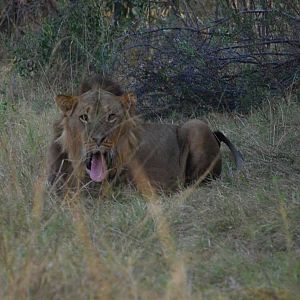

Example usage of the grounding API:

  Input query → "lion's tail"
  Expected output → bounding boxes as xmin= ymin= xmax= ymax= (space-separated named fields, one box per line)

xmin=213 ymin=130 xmax=244 ymax=170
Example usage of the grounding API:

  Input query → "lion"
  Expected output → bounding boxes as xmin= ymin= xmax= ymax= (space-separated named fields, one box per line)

xmin=47 ymin=75 xmax=244 ymax=196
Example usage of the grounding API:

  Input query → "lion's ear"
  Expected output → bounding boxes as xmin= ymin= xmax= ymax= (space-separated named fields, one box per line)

xmin=120 ymin=92 xmax=137 ymax=115
xmin=55 ymin=95 xmax=78 ymax=114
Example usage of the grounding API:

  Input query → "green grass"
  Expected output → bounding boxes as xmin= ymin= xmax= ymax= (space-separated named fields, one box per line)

xmin=0 ymin=70 xmax=299 ymax=299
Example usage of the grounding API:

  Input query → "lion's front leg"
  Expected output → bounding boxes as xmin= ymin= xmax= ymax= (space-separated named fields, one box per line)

xmin=46 ymin=140 xmax=73 ymax=192
xmin=128 ymin=159 xmax=157 ymax=199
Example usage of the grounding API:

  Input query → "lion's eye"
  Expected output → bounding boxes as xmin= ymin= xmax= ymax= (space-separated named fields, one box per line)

xmin=108 ymin=113 xmax=117 ymax=123
xmin=79 ymin=114 xmax=89 ymax=123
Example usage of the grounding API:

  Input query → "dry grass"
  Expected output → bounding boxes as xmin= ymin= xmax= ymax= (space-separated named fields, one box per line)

xmin=0 ymin=70 xmax=299 ymax=300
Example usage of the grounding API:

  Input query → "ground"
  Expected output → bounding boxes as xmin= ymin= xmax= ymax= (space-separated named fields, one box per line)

xmin=0 ymin=69 xmax=299 ymax=299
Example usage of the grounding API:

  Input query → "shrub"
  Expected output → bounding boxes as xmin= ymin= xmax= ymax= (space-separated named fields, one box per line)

xmin=3 ymin=0 xmax=300 ymax=114
xmin=113 ymin=2 xmax=300 ymax=115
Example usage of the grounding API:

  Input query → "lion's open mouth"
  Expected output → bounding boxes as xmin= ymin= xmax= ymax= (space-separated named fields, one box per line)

xmin=85 ymin=152 xmax=108 ymax=182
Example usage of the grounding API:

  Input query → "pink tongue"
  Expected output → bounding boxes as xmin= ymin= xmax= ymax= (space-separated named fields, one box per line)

xmin=90 ymin=154 xmax=107 ymax=182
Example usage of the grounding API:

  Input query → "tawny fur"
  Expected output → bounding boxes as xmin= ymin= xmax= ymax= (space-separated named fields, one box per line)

xmin=47 ymin=76 xmax=243 ymax=195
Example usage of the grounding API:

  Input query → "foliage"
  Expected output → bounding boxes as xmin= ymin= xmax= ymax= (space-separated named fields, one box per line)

xmin=113 ymin=1 xmax=300 ymax=114
xmin=5 ymin=1 xmax=113 ymax=80
xmin=1 ymin=0 xmax=300 ymax=112
xmin=1 ymin=0 xmax=169 ymax=81
xmin=0 ymin=73 xmax=299 ymax=298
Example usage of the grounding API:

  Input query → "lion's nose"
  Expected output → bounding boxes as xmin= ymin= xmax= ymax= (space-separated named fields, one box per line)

xmin=92 ymin=135 xmax=106 ymax=146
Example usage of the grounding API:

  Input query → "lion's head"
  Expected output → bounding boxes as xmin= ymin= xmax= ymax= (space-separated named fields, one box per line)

xmin=55 ymin=88 xmax=137 ymax=183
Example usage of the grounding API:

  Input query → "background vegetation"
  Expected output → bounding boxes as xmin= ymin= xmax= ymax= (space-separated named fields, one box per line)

xmin=0 ymin=1 xmax=299 ymax=299
xmin=1 ymin=0 xmax=300 ymax=113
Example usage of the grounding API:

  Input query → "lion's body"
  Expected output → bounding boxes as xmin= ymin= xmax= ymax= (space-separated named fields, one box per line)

xmin=130 ymin=123 xmax=186 ymax=190
xmin=116 ymin=121 xmax=221 ymax=192
xmin=47 ymin=76 xmax=242 ymax=196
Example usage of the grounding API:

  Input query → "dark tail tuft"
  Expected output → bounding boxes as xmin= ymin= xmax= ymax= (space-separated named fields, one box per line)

xmin=213 ymin=130 xmax=244 ymax=170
